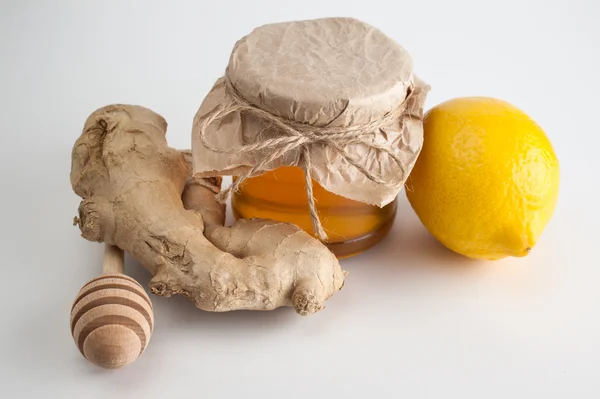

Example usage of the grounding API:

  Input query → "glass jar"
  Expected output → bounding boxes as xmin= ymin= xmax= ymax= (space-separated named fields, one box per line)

xmin=192 ymin=18 xmax=429 ymax=260
xmin=231 ymin=166 xmax=397 ymax=258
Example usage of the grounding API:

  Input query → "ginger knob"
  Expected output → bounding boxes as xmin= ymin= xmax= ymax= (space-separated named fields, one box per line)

xmin=70 ymin=245 xmax=154 ymax=369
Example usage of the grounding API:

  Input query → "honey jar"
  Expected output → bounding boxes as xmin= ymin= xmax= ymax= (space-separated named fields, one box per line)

xmin=192 ymin=17 xmax=429 ymax=258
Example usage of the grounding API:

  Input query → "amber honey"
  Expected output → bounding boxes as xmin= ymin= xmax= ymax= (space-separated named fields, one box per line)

xmin=231 ymin=166 xmax=397 ymax=258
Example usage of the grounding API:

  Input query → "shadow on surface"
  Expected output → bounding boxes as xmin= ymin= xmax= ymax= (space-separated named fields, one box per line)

xmin=343 ymin=195 xmax=486 ymax=269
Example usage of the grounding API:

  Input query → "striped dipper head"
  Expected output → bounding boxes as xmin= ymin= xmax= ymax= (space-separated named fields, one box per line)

xmin=70 ymin=273 xmax=154 ymax=369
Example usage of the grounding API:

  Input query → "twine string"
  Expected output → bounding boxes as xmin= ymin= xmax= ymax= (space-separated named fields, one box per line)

xmin=198 ymin=78 xmax=413 ymax=241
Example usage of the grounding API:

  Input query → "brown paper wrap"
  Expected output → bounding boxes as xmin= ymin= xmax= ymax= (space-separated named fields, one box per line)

xmin=192 ymin=17 xmax=429 ymax=237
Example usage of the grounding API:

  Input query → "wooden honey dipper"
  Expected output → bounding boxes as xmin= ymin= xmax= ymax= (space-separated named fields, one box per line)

xmin=70 ymin=245 xmax=154 ymax=369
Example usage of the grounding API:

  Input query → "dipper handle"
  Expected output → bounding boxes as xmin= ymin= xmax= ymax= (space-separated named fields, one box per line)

xmin=102 ymin=244 xmax=124 ymax=274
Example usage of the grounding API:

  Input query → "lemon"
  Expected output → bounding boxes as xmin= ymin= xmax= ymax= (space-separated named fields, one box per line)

xmin=406 ymin=97 xmax=560 ymax=260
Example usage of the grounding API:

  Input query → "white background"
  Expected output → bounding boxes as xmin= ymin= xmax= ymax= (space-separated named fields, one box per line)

xmin=1 ymin=0 xmax=599 ymax=398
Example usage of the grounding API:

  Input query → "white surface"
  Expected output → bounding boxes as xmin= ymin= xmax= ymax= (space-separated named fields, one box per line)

xmin=1 ymin=0 xmax=599 ymax=397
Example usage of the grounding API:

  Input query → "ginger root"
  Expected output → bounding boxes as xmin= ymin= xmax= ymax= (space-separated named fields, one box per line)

xmin=71 ymin=104 xmax=346 ymax=315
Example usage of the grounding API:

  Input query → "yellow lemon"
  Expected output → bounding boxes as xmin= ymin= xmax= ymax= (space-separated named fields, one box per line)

xmin=406 ymin=97 xmax=560 ymax=260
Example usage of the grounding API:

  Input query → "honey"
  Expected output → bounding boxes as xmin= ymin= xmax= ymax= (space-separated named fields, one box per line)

xmin=231 ymin=166 xmax=398 ymax=259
